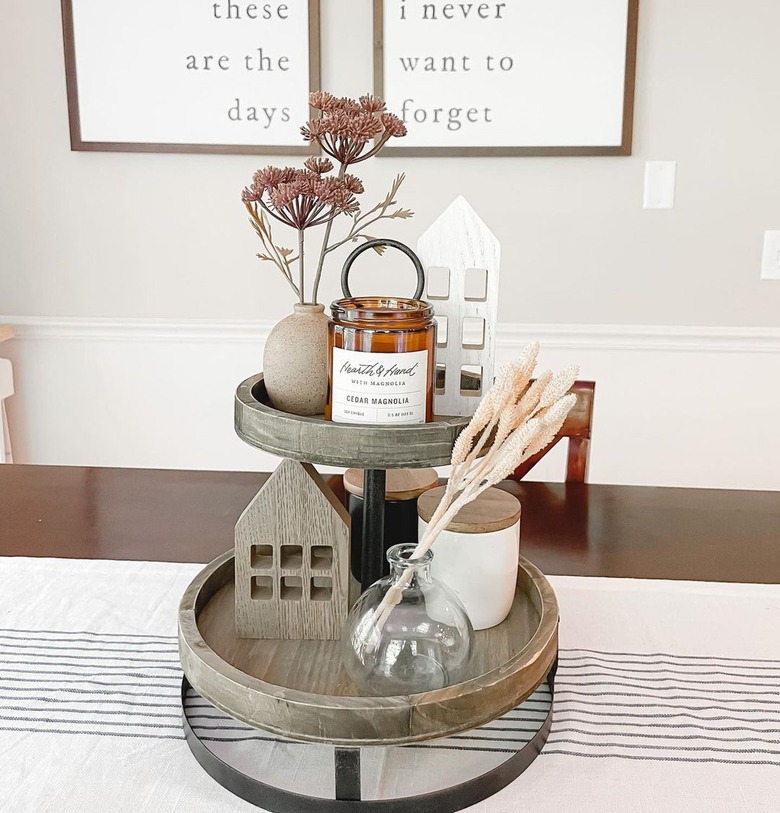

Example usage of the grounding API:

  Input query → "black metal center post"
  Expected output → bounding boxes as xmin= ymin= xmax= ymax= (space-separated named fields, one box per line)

xmin=360 ymin=469 xmax=386 ymax=592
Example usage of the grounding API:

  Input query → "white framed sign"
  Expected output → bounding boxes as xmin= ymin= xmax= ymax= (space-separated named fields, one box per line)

xmin=62 ymin=0 xmax=320 ymax=154
xmin=374 ymin=0 xmax=638 ymax=156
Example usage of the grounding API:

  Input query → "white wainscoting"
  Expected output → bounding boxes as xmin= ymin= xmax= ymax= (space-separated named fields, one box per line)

xmin=1 ymin=316 xmax=779 ymax=490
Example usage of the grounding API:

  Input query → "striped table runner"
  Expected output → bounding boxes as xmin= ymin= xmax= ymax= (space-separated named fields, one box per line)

xmin=0 ymin=558 xmax=777 ymax=811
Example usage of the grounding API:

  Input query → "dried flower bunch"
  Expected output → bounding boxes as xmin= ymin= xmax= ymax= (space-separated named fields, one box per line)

xmin=242 ymin=93 xmax=412 ymax=305
xmin=302 ymin=92 xmax=407 ymax=165
xmin=371 ymin=342 xmax=579 ymax=630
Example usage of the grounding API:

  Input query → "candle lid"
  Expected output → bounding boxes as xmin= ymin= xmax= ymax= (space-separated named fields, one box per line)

xmin=417 ymin=486 xmax=521 ymax=533
xmin=343 ymin=468 xmax=439 ymax=502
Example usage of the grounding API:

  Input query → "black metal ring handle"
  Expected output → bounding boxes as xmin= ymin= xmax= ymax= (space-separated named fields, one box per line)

xmin=341 ymin=239 xmax=425 ymax=300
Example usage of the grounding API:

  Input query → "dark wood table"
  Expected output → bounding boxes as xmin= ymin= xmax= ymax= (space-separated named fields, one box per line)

xmin=1 ymin=464 xmax=778 ymax=583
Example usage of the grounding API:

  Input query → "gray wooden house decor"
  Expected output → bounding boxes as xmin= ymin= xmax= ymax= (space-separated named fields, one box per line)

xmin=234 ymin=458 xmax=351 ymax=640
xmin=417 ymin=196 xmax=501 ymax=417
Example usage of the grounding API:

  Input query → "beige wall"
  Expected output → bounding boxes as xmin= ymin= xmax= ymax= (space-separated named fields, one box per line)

xmin=1 ymin=2 xmax=779 ymax=488
xmin=2 ymin=0 xmax=780 ymax=326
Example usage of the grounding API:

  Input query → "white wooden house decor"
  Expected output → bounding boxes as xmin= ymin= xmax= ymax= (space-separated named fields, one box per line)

xmin=234 ymin=458 xmax=350 ymax=640
xmin=417 ymin=197 xmax=501 ymax=417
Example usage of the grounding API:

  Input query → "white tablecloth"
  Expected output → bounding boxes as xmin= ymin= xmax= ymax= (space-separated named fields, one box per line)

xmin=0 ymin=557 xmax=778 ymax=812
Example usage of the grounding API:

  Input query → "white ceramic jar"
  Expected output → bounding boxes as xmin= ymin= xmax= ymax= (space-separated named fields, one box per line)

xmin=417 ymin=486 xmax=521 ymax=630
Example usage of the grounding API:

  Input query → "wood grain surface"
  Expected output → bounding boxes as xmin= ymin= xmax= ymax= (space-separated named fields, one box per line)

xmin=2 ymin=465 xmax=779 ymax=583
xmin=343 ymin=467 xmax=438 ymax=501
xmin=179 ymin=552 xmax=558 ymax=746
xmin=235 ymin=374 xmax=470 ymax=468
xmin=234 ymin=460 xmax=350 ymax=640
xmin=418 ymin=485 xmax=521 ymax=533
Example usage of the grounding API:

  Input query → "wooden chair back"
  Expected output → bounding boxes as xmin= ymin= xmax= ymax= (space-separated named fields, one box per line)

xmin=509 ymin=381 xmax=595 ymax=484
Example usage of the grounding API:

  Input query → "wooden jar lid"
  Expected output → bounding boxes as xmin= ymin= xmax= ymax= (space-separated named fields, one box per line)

xmin=343 ymin=468 xmax=439 ymax=501
xmin=417 ymin=486 xmax=521 ymax=534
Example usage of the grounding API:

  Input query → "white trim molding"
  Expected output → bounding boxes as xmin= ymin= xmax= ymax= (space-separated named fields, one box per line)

xmin=497 ymin=323 xmax=780 ymax=354
xmin=2 ymin=316 xmax=780 ymax=353
xmin=0 ymin=316 xmax=273 ymax=344
xmin=2 ymin=314 xmax=778 ymax=488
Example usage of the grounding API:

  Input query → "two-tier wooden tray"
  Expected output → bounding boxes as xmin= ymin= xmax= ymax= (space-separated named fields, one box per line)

xmin=178 ymin=372 xmax=560 ymax=811
xmin=179 ymin=551 xmax=558 ymax=747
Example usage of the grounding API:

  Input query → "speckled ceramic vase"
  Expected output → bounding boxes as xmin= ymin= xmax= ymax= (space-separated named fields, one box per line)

xmin=263 ymin=303 xmax=329 ymax=416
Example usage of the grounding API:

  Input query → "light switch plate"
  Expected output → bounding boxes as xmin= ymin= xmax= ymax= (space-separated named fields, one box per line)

xmin=761 ymin=231 xmax=780 ymax=280
xmin=643 ymin=161 xmax=676 ymax=209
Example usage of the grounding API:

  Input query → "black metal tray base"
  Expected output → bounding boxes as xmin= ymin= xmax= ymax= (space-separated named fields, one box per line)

xmin=181 ymin=661 xmax=556 ymax=812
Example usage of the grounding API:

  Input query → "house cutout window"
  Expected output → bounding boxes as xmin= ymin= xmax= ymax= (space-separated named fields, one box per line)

xmin=427 ymin=266 xmax=450 ymax=300
xmin=311 ymin=576 xmax=332 ymax=601
xmin=251 ymin=544 xmax=273 ymax=569
xmin=462 ymin=317 xmax=485 ymax=349
xmin=460 ymin=365 xmax=483 ymax=396
xmin=436 ymin=315 xmax=449 ymax=347
xmin=280 ymin=545 xmax=302 ymax=569
xmin=464 ymin=268 xmax=488 ymax=301
xmin=311 ymin=546 xmax=332 ymax=570
xmin=435 ymin=363 xmax=446 ymax=394
xmin=251 ymin=575 xmax=273 ymax=600
xmin=280 ymin=576 xmax=302 ymax=600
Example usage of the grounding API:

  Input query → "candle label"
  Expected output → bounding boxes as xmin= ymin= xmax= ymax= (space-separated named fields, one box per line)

xmin=331 ymin=348 xmax=428 ymax=424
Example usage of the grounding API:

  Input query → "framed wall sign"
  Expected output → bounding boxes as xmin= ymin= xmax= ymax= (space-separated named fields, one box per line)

xmin=61 ymin=0 xmax=320 ymax=154
xmin=374 ymin=0 xmax=639 ymax=156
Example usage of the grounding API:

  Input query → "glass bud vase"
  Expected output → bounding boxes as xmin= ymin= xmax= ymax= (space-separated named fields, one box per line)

xmin=342 ymin=544 xmax=474 ymax=696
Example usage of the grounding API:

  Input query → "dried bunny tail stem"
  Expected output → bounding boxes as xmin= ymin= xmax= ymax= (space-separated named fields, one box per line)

xmin=450 ymin=380 xmax=500 ymax=466
xmin=465 ymin=414 xmax=542 ymax=489
xmin=456 ymin=347 xmax=537 ymax=467
xmin=365 ymin=346 xmax=577 ymax=640
xmin=484 ymin=394 xmax=577 ymax=487
xmin=495 ymin=343 xmax=539 ymax=407
xmin=538 ymin=365 xmax=580 ymax=409
xmin=373 ymin=394 xmax=577 ymax=627
xmin=375 ymin=394 xmax=577 ymax=625
xmin=450 ymin=418 xmax=481 ymax=467
xmin=514 ymin=371 xmax=552 ymax=422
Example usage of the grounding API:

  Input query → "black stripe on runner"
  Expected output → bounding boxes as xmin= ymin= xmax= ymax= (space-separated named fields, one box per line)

xmin=554 ymin=716 xmax=780 ymax=733
xmin=198 ymin=734 xmax=309 ymax=746
xmin=557 ymin=673 xmax=780 ymax=688
xmin=467 ymin=726 xmax=547 ymax=734
xmin=0 ymin=693 xmax=180 ymax=709
xmin=0 ymin=662 xmax=181 ymax=673
xmin=543 ymin=750 xmax=780 ymax=767
xmin=0 ymin=651 xmax=180 ymax=665
xmin=549 ymin=727 xmax=780 ymax=746
xmin=559 ymin=649 xmax=780 ymax=665
xmin=196 ymin=733 xmax=519 ymax=754
xmin=554 ymin=689 xmax=780 ymax=702
xmin=0 ymin=703 xmax=180 ymax=719
xmin=546 ymin=738 xmax=780 ymax=756
xmin=191 ymin=723 xmax=270 ymax=732
xmin=0 ymin=684 xmax=176 ymax=698
xmin=561 ymin=661 xmax=780 ymax=677
xmin=0 ymin=724 xmax=183 ymax=740
xmin=0 ymin=639 xmax=178 ymax=652
xmin=0 ymin=713 xmax=182 ymax=731
xmin=0 ymin=670 xmax=180 ymax=682
xmin=552 ymin=698 xmax=780 ymax=713
xmin=0 ymin=628 xmax=176 ymax=641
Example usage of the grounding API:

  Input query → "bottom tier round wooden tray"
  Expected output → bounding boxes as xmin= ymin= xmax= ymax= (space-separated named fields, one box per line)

xmin=178 ymin=551 xmax=558 ymax=747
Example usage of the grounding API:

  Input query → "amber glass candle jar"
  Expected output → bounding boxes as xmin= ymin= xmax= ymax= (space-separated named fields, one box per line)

xmin=326 ymin=297 xmax=436 ymax=424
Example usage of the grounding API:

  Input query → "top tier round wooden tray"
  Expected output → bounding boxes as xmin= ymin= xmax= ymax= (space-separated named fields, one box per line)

xmin=178 ymin=550 xmax=558 ymax=747
xmin=235 ymin=373 xmax=470 ymax=469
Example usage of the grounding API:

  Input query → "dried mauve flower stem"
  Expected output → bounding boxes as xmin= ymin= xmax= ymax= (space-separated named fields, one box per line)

xmin=243 ymin=92 xmax=411 ymax=305
xmin=369 ymin=342 xmax=579 ymax=633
